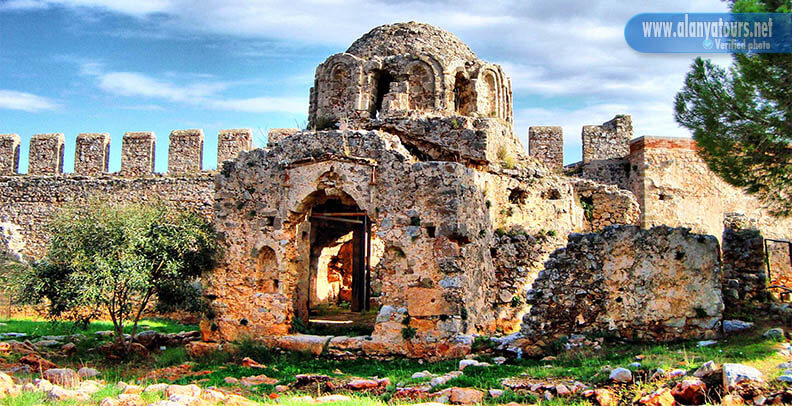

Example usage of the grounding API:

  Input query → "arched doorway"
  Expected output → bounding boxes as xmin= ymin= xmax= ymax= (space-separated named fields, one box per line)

xmin=294 ymin=189 xmax=380 ymax=335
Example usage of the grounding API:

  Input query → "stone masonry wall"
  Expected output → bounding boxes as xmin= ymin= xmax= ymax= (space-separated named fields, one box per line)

xmin=629 ymin=136 xmax=792 ymax=242
xmin=522 ymin=226 xmax=723 ymax=346
xmin=528 ymin=126 xmax=563 ymax=172
xmin=721 ymin=214 xmax=768 ymax=307
xmin=0 ymin=129 xmax=252 ymax=259
xmin=0 ymin=134 xmax=20 ymax=176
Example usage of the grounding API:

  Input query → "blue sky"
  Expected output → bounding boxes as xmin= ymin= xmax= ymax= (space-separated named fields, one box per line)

xmin=0 ymin=0 xmax=731 ymax=172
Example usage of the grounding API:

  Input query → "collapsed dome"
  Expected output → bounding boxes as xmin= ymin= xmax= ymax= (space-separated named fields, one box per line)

xmin=308 ymin=21 xmax=513 ymax=128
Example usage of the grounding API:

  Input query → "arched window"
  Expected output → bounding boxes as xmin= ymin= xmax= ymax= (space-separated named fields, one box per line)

xmin=370 ymin=69 xmax=394 ymax=118
xmin=256 ymin=246 xmax=278 ymax=293
xmin=484 ymin=74 xmax=498 ymax=118
xmin=453 ymin=72 xmax=474 ymax=116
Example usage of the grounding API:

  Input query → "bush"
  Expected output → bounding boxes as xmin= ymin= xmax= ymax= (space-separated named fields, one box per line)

xmin=15 ymin=197 xmax=219 ymax=352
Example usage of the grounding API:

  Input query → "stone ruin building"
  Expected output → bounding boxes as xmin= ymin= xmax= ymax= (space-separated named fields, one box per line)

xmin=1 ymin=22 xmax=791 ymax=359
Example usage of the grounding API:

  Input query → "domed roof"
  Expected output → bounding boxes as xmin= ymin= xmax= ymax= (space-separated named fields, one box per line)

xmin=345 ymin=22 xmax=478 ymax=63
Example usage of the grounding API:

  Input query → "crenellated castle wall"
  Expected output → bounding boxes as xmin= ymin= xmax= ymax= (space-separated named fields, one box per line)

xmin=0 ymin=129 xmax=253 ymax=259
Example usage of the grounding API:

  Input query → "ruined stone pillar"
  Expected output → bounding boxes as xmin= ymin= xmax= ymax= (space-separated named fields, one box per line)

xmin=121 ymin=131 xmax=155 ymax=177
xmin=217 ymin=129 xmax=252 ymax=165
xmin=722 ymin=213 xmax=768 ymax=307
xmin=582 ymin=115 xmax=632 ymax=163
xmin=28 ymin=133 xmax=65 ymax=175
xmin=0 ymin=134 xmax=20 ymax=175
xmin=74 ymin=133 xmax=110 ymax=176
xmin=168 ymin=129 xmax=204 ymax=175
xmin=528 ymin=126 xmax=563 ymax=172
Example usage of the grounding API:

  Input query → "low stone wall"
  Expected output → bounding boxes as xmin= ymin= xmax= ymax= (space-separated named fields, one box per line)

xmin=521 ymin=226 xmax=723 ymax=346
xmin=722 ymin=214 xmax=769 ymax=306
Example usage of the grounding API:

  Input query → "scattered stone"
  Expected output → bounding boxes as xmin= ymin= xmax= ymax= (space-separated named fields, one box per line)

xmin=777 ymin=375 xmax=792 ymax=383
xmin=43 ymin=368 xmax=80 ymax=387
xmin=117 ymin=394 xmax=146 ymax=406
xmin=202 ymin=389 xmax=226 ymax=403
xmin=0 ymin=372 xmax=13 ymax=393
xmin=447 ymin=387 xmax=484 ymax=404
xmin=721 ymin=394 xmax=745 ymax=406
xmin=697 ymin=340 xmax=718 ymax=347
xmin=694 ymin=361 xmax=719 ymax=378
xmin=185 ymin=342 xmax=221 ymax=358
xmin=34 ymin=378 xmax=53 ymax=392
xmin=240 ymin=374 xmax=278 ymax=386
xmin=629 ymin=362 xmax=641 ymax=368
xmin=240 ymin=357 xmax=266 ymax=369
xmin=555 ymin=384 xmax=571 ymax=396
xmin=77 ymin=367 xmax=101 ymax=378
xmin=672 ymin=378 xmax=707 ymax=405
xmin=165 ymin=384 xmax=202 ymax=398
xmin=19 ymin=353 xmax=56 ymax=372
xmin=223 ymin=377 xmax=239 ymax=385
xmin=487 ymin=389 xmax=503 ymax=398
xmin=34 ymin=339 xmax=61 ymax=348
xmin=724 ymin=363 xmax=764 ymax=391
xmin=168 ymin=394 xmax=205 ymax=406
xmin=430 ymin=371 xmax=462 ymax=387
xmin=274 ymin=385 xmax=289 ymax=393
xmin=638 ymin=387 xmax=675 ymax=406
xmin=122 ymin=384 xmax=143 ymax=394
xmin=315 ymin=394 xmax=353 ymax=403
xmin=609 ymin=367 xmax=632 ymax=383
xmin=345 ymin=377 xmax=390 ymax=390
xmin=224 ymin=394 xmax=257 ymax=406
xmin=61 ymin=342 xmax=77 ymax=356
xmin=144 ymin=383 xmax=169 ymax=393
xmin=764 ymin=328 xmax=785 ymax=339
xmin=100 ymin=397 xmax=119 ymax=406
xmin=411 ymin=371 xmax=433 ymax=379
xmin=584 ymin=389 xmax=616 ymax=406
xmin=47 ymin=386 xmax=90 ymax=402
xmin=493 ymin=356 xmax=506 ymax=365
xmin=668 ymin=368 xmax=687 ymax=378
xmin=724 ymin=320 xmax=754 ymax=334
xmin=458 ymin=359 xmax=490 ymax=370
xmin=78 ymin=380 xmax=103 ymax=394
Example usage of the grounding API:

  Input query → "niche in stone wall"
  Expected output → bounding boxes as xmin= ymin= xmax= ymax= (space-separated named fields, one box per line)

xmin=58 ymin=143 xmax=65 ymax=173
xmin=484 ymin=73 xmax=498 ymax=118
xmin=453 ymin=72 xmax=475 ymax=116
xmin=408 ymin=63 xmax=434 ymax=111
xmin=329 ymin=66 xmax=350 ymax=111
xmin=256 ymin=246 xmax=279 ymax=293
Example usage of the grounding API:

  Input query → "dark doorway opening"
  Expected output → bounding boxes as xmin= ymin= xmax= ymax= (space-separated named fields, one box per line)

xmin=305 ymin=196 xmax=376 ymax=335
xmin=372 ymin=70 xmax=394 ymax=119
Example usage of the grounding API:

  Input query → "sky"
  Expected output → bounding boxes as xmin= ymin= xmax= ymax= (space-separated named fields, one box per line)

xmin=0 ymin=0 xmax=733 ymax=172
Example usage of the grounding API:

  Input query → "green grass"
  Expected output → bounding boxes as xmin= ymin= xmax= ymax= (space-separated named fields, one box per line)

xmin=0 ymin=317 xmax=788 ymax=405
xmin=0 ymin=317 xmax=196 ymax=338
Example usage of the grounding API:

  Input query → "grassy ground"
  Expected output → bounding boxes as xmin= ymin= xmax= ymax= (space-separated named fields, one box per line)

xmin=0 ymin=317 xmax=789 ymax=405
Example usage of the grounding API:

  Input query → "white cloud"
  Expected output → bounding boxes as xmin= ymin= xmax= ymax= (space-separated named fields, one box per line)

xmin=0 ymin=90 xmax=59 ymax=112
xmin=211 ymin=97 xmax=306 ymax=115
xmin=6 ymin=0 xmax=741 ymax=159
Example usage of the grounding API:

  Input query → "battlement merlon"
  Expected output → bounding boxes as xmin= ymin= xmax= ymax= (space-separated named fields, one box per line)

xmin=218 ymin=129 xmax=253 ymax=164
xmin=168 ymin=129 xmax=204 ymax=175
xmin=0 ymin=134 xmax=21 ymax=175
xmin=75 ymin=133 xmax=110 ymax=176
xmin=528 ymin=126 xmax=563 ymax=172
xmin=582 ymin=115 xmax=633 ymax=164
xmin=29 ymin=133 xmax=65 ymax=175
xmin=121 ymin=131 xmax=156 ymax=177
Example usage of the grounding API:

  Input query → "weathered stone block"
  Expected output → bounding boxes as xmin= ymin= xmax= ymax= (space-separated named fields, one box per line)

xmin=168 ymin=129 xmax=203 ymax=175
xmin=74 ymin=133 xmax=110 ymax=176
xmin=0 ymin=134 xmax=20 ymax=175
xmin=28 ymin=133 xmax=65 ymax=175
xmin=121 ymin=132 xmax=155 ymax=177
xmin=217 ymin=129 xmax=252 ymax=165
xmin=582 ymin=115 xmax=632 ymax=163
xmin=407 ymin=287 xmax=454 ymax=316
xmin=528 ymin=126 xmax=563 ymax=172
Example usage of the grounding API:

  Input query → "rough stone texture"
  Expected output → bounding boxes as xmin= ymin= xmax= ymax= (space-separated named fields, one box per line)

xmin=267 ymin=129 xmax=300 ymax=146
xmin=767 ymin=240 xmax=792 ymax=294
xmin=0 ymin=134 xmax=20 ymax=175
xmin=28 ymin=133 xmax=65 ymax=175
xmin=522 ymin=226 xmax=723 ymax=344
xmin=572 ymin=179 xmax=640 ymax=232
xmin=582 ymin=115 xmax=632 ymax=163
xmin=0 ymin=175 xmax=214 ymax=258
xmin=168 ymin=129 xmax=204 ymax=175
xmin=722 ymin=214 xmax=768 ymax=306
xmin=627 ymin=136 xmax=792 ymax=241
xmin=309 ymin=21 xmax=513 ymax=131
xmin=217 ymin=129 xmax=252 ymax=164
xmin=529 ymin=126 xmax=563 ymax=172
xmin=121 ymin=132 xmax=156 ymax=177
xmin=75 ymin=133 xmax=110 ymax=176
